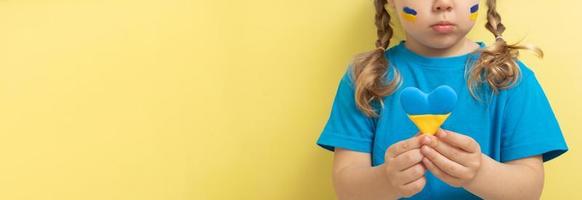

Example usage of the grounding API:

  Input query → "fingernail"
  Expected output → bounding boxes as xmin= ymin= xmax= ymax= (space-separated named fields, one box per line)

xmin=424 ymin=136 xmax=431 ymax=144
xmin=426 ymin=136 xmax=434 ymax=146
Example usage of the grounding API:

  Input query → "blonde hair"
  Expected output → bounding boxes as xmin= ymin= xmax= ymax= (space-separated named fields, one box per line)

xmin=351 ymin=0 xmax=543 ymax=118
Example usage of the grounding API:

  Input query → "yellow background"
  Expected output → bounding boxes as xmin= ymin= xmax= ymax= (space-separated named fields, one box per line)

xmin=0 ymin=0 xmax=580 ymax=199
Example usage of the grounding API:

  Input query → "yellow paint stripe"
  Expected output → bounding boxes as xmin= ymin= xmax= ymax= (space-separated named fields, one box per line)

xmin=470 ymin=13 xmax=478 ymax=21
xmin=402 ymin=13 xmax=416 ymax=22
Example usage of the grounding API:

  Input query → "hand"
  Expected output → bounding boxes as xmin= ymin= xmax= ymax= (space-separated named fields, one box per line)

xmin=382 ymin=133 xmax=427 ymax=198
xmin=420 ymin=129 xmax=482 ymax=188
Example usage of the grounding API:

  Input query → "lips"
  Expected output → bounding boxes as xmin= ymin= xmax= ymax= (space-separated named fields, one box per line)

xmin=431 ymin=21 xmax=456 ymax=33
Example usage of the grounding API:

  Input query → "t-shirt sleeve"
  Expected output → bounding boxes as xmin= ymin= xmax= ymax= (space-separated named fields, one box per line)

xmin=316 ymin=68 xmax=377 ymax=153
xmin=500 ymin=63 xmax=568 ymax=162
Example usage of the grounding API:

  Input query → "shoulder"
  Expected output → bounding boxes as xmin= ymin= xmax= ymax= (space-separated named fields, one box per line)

xmin=500 ymin=59 xmax=541 ymax=96
xmin=516 ymin=59 xmax=536 ymax=81
xmin=508 ymin=59 xmax=537 ymax=88
xmin=341 ymin=64 xmax=356 ymax=89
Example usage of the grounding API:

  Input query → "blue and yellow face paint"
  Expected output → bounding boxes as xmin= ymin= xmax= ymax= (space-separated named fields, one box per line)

xmin=470 ymin=4 xmax=479 ymax=21
xmin=401 ymin=6 xmax=417 ymax=22
xmin=399 ymin=85 xmax=458 ymax=135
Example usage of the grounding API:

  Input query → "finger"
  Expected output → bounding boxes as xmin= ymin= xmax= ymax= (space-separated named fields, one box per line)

xmin=420 ymin=134 xmax=439 ymax=147
xmin=436 ymin=129 xmax=479 ymax=153
xmin=399 ymin=176 xmax=426 ymax=198
xmin=422 ymin=157 xmax=462 ymax=187
xmin=427 ymin=136 xmax=471 ymax=167
xmin=421 ymin=145 xmax=469 ymax=179
xmin=393 ymin=149 xmax=424 ymax=171
xmin=396 ymin=164 xmax=425 ymax=185
xmin=386 ymin=135 xmax=424 ymax=159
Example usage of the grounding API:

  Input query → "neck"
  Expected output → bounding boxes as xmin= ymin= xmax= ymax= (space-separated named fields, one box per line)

xmin=404 ymin=37 xmax=479 ymax=57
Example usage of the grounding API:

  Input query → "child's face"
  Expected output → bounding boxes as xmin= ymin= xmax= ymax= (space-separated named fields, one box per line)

xmin=386 ymin=0 xmax=480 ymax=48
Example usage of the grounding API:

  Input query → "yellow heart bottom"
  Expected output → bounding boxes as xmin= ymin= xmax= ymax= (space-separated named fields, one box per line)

xmin=407 ymin=113 xmax=451 ymax=135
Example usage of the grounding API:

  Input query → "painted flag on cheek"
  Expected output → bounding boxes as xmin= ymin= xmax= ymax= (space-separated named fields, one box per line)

xmin=470 ymin=4 xmax=479 ymax=21
xmin=402 ymin=6 xmax=417 ymax=22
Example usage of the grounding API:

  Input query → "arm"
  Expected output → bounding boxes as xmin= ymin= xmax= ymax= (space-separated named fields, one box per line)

xmin=333 ymin=135 xmax=428 ymax=200
xmin=464 ymin=155 xmax=544 ymax=200
xmin=333 ymin=148 xmax=399 ymax=200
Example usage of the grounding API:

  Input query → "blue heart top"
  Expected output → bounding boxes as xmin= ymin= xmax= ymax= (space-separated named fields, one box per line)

xmin=399 ymin=85 xmax=458 ymax=115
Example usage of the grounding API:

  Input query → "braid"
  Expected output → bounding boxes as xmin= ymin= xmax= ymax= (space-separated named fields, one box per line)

xmin=352 ymin=0 xmax=401 ymax=118
xmin=484 ymin=0 xmax=506 ymax=40
xmin=374 ymin=0 xmax=392 ymax=49
xmin=467 ymin=0 xmax=542 ymax=99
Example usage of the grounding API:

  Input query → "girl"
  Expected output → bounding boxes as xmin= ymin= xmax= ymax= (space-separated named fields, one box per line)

xmin=316 ymin=0 xmax=568 ymax=199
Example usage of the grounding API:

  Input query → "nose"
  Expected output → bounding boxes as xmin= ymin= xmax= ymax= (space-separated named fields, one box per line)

xmin=433 ymin=0 xmax=453 ymax=12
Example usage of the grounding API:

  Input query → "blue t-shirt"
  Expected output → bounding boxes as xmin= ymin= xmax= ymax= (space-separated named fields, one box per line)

xmin=316 ymin=40 xmax=568 ymax=199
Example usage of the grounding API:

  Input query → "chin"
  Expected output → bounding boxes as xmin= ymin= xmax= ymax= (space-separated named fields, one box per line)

xmin=422 ymin=36 xmax=462 ymax=49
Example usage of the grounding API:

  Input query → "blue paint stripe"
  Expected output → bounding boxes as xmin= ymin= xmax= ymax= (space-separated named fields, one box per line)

xmin=403 ymin=7 xmax=417 ymax=15
xmin=470 ymin=4 xmax=479 ymax=13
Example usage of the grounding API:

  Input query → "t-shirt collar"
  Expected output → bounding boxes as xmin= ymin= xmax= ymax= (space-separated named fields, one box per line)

xmin=393 ymin=40 xmax=486 ymax=69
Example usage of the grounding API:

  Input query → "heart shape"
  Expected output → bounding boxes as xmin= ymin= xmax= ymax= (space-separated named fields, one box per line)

xmin=399 ymin=85 xmax=458 ymax=135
